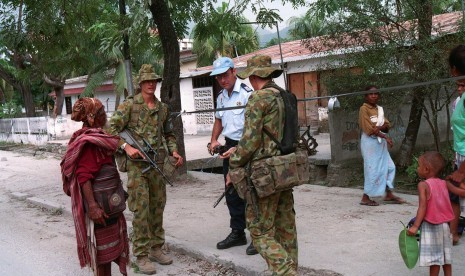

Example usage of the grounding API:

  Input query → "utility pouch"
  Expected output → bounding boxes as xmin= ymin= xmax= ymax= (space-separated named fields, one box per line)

xmin=265 ymin=152 xmax=299 ymax=190
xmin=114 ymin=149 xmax=128 ymax=173
xmin=250 ymin=159 xmax=275 ymax=198
xmin=250 ymin=152 xmax=302 ymax=198
xmin=295 ymin=148 xmax=310 ymax=184
xmin=88 ymin=164 xmax=127 ymax=219
xmin=156 ymin=148 xmax=177 ymax=180
xmin=229 ymin=167 xmax=248 ymax=200
xmin=163 ymin=156 xmax=178 ymax=179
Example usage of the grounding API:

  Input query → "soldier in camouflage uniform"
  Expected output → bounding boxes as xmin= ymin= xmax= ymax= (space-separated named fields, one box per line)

xmin=108 ymin=64 xmax=183 ymax=275
xmin=229 ymin=55 xmax=298 ymax=275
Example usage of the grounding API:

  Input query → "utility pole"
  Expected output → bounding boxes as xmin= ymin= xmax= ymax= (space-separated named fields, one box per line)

xmin=119 ymin=0 xmax=134 ymax=96
xmin=462 ymin=0 xmax=465 ymax=31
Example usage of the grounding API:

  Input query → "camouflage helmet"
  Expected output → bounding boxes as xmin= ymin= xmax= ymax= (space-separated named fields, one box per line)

xmin=138 ymin=64 xmax=162 ymax=84
xmin=237 ymin=55 xmax=283 ymax=80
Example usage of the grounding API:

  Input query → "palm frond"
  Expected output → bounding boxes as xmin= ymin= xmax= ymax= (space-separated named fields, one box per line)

xmin=81 ymin=71 xmax=107 ymax=97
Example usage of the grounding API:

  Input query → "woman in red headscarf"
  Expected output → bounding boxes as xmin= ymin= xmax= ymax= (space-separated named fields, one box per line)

xmin=61 ymin=98 xmax=129 ymax=276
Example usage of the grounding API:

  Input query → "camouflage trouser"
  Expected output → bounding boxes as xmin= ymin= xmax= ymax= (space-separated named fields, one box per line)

xmin=127 ymin=163 xmax=167 ymax=257
xmin=246 ymin=189 xmax=298 ymax=276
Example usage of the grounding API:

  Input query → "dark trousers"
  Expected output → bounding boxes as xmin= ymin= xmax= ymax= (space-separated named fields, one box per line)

xmin=223 ymin=137 xmax=246 ymax=231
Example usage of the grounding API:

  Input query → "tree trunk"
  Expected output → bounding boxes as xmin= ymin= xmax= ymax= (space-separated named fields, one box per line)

xmin=397 ymin=91 xmax=425 ymax=167
xmin=20 ymin=84 xmax=35 ymax=117
xmin=396 ymin=0 xmax=432 ymax=167
xmin=54 ymin=86 xmax=65 ymax=117
xmin=0 ymin=86 xmax=5 ymax=104
xmin=43 ymin=75 xmax=65 ymax=117
xmin=150 ymin=0 xmax=186 ymax=174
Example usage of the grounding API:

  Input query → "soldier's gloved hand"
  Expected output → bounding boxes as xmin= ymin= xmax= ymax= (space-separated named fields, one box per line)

xmin=172 ymin=151 xmax=184 ymax=167
xmin=220 ymin=147 xmax=236 ymax=159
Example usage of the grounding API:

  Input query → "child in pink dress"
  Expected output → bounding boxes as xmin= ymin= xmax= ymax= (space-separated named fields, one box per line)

xmin=407 ymin=151 xmax=454 ymax=276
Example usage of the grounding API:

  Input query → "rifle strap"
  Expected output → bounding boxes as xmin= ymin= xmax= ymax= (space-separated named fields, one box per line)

xmin=128 ymin=99 xmax=142 ymax=129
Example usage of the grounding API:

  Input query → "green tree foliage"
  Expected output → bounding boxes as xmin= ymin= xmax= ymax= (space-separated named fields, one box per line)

xmin=191 ymin=2 xmax=259 ymax=67
xmin=84 ymin=1 xmax=164 ymax=106
xmin=0 ymin=0 xmax=120 ymax=116
xmin=287 ymin=9 xmax=329 ymax=40
xmin=305 ymin=0 xmax=464 ymax=166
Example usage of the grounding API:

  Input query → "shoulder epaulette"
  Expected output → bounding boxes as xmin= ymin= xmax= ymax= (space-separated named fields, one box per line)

xmin=241 ymin=83 xmax=253 ymax=93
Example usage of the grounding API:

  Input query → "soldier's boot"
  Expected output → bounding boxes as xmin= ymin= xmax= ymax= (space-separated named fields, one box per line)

xmin=246 ymin=242 xmax=259 ymax=255
xmin=135 ymin=256 xmax=157 ymax=275
xmin=149 ymin=246 xmax=173 ymax=265
xmin=216 ymin=229 xmax=247 ymax=249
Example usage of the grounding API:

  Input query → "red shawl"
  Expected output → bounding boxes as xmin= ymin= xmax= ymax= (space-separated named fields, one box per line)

xmin=61 ymin=128 xmax=119 ymax=267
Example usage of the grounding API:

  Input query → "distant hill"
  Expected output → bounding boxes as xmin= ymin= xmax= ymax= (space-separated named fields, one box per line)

xmin=185 ymin=23 xmax=292 ymax=49
xmin=256 ymin=26 xmax=292 ymax=47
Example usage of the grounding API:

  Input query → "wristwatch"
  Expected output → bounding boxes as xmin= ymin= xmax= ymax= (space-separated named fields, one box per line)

xmin=121 ymin=143 xmax=127 ymax=150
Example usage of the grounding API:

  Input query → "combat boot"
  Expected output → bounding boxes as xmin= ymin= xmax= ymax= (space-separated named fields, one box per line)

xmin=217 ymin=229 xmax=247 ymax=249
xmin=246 ymin=242 xmax=259 ymax=255
xmin=135 ymin=256 xmax=157 ymax=275
xmin=149 ymin=246 xmax=173 ymax=265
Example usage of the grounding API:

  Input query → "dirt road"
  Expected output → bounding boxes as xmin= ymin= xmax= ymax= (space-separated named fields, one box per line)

xmin=2 ymin=147 xmax=465 ymax=276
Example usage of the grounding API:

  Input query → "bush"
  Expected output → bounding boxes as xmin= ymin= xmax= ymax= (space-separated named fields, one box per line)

xmin=0 ymin=101 xmax=22 ymax=119
xmin=405 ymin=147 xmax=455 ymax=184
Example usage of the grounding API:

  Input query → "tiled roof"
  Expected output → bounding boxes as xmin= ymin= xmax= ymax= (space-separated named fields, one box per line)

xmin=193 ymin=11 xmax=463 ymax=73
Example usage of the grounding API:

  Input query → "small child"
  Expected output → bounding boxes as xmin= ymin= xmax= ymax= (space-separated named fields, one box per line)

xmin=407 ymin=151 xmax=454 ymax=276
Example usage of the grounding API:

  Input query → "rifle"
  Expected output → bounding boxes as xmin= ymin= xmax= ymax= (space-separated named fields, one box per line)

xmin=246 ymin=164 xmax=260 ymax=223
xmin=206 ymin=142 xmax=228 ymax=156
xmin=119 ymin=129 xmax=173 ymax=186
xmin=213 ymin=185 xmax=234 ymax=208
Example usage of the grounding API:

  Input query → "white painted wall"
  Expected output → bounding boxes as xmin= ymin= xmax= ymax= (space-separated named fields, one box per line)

xmin=179 ymin=78 xmax=198 ymax=135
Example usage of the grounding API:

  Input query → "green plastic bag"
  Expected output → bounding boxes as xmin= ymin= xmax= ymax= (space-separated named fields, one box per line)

xmin=399 ymin=222 xmax=419 ymax=269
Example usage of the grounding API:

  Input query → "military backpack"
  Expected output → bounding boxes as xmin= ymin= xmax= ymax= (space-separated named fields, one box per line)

xmin=263 ymin=87 xmax=299 ymax=155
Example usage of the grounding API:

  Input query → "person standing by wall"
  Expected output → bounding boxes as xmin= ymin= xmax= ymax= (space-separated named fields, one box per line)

xmin=61 ymin=97 xmax=129 ymax=276
xmin=229 ymin=55 xmax=298 ymax=275
xmin=447 ymin=44 xmax=465 ymax=245
xmin=359 ymin=86 xmax=404 ymax=206
xmin=108 ymin=64 xmax=183 ymax=275
xmin=209 ymin=57 xmax=257 ymax=255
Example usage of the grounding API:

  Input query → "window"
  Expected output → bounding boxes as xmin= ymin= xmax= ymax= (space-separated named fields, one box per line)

xmin=65 ymin=97 xmax=72 ymax=114
xmin=192 ymin=75 xmax=213 ymax=88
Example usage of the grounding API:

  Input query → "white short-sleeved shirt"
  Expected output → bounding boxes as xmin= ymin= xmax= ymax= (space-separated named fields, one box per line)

xmin=215 ymin=79 xmax=252 ymax=141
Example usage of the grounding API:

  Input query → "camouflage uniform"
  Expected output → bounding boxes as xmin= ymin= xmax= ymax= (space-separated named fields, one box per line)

xmin=230 ymin=79 xmax=298 ymax=275
xmin=108 ymin=92 xmax=177 ymax=258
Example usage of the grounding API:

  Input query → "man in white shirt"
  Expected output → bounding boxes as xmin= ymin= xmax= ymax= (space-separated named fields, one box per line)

xmin=209 ymin=57 xmax=257 ymax=255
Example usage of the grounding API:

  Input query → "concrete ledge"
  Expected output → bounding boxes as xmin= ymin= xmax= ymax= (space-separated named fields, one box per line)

xmin=309 ymin=157 xmax=330 ymax=166
xmin=26 ymin=197 xmax=64 ymax=213
xmin=165 ymin=236 xmax=263 ymax=276
xmin=10 ymin=192 xmax=30 ymax=200
xmin=187 ymin=157 xmax=223 ymax=171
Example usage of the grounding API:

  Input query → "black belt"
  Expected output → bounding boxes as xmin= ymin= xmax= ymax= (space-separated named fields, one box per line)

xmin=225 ymin=137 xmax=239 ymax=147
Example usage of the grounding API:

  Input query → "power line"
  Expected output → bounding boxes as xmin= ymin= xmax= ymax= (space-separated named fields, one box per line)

xmin=174 ymin=75 xmax=463 ymax=116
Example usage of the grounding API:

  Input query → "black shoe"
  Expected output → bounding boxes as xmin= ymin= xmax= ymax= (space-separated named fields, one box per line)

xmin=246 ymin=242 xmax=258 ymax=255
xmin=216 ymin=230 xmax=247 ymax=249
